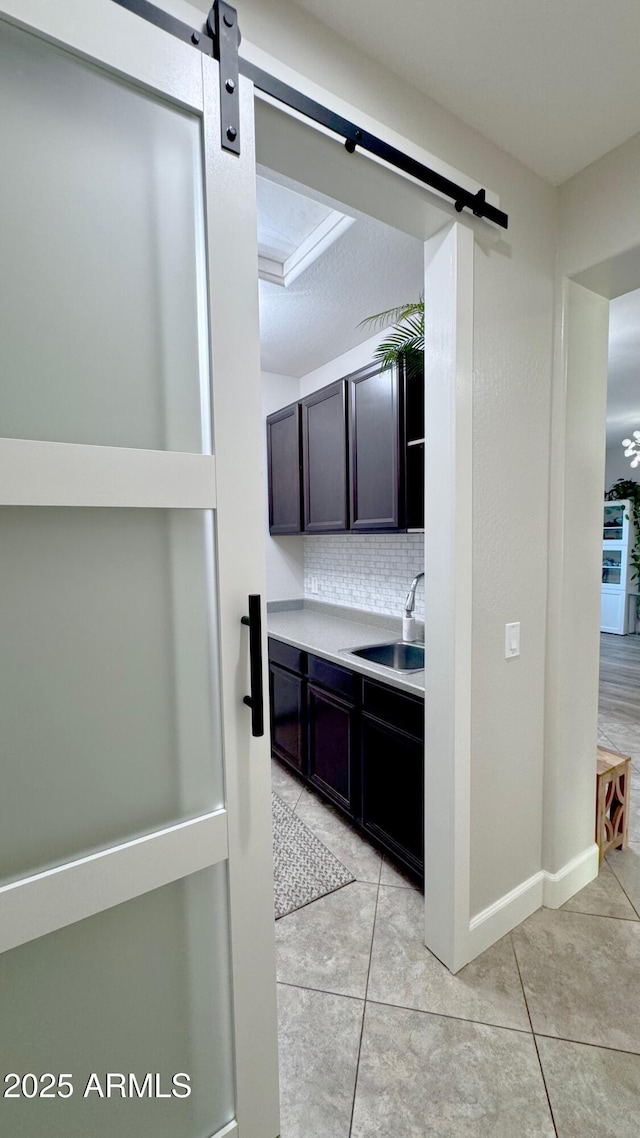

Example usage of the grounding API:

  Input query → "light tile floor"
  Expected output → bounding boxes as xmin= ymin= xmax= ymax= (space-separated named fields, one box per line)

xmin=274 ymin=635 xmax=640 ymax=1137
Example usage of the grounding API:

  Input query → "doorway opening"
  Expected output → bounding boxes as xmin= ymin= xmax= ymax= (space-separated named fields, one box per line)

xmin=257 ymin=167 xmax=427 ymax=886
xmin=252 ymin=86 xmax=478 ymax=1130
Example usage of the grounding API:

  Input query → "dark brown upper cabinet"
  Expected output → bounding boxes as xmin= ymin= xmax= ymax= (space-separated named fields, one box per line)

xmin=266 ymin=361 xmax=424 ymax=535
xmin=301 ymin=380 xmax=349 ymax=533
xmin=266 ymin=402 xmax=302 ymax=535
xmin=349 ymin=358 xmax=424 ymax=532
xmin=349 ymin=361 xmax=402 ymax=531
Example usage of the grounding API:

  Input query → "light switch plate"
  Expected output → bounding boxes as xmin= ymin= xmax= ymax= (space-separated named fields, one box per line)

xmin=505 ymin=622 xmax=520 ymax=658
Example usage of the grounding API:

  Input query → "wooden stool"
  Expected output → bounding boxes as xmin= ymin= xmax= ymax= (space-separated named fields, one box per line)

xmin=596 ymin=746 xmax=631 ymax=863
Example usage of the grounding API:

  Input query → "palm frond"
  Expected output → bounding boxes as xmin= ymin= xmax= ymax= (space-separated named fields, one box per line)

xmin=359 ymin=298 xmax=424 ymax=333
xmin=360 ymin=296 xmax=425 ymax=376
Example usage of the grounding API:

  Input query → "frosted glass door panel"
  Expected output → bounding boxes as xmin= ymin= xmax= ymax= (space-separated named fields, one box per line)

xmin=0 ymin=20 xmax=209 ymax=453
xmin=0 ymin=867 xmax=234 ymax=1138
xmin=0 ymin=508 xmax=223 ymax=885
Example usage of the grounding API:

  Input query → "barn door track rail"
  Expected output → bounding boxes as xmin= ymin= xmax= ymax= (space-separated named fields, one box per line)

xmin=112 ymin=0 xmax=509 ymax=229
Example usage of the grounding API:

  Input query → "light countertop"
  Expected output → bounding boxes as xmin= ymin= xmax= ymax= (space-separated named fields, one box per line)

xmin=267 ymin=605 xmax=425 ymax=697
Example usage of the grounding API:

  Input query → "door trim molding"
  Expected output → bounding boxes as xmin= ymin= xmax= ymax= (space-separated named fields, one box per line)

xmin=0 ymin=809 xmax=228 ymax=953
xmin=423 ymin=222 xmax=474 ymax=974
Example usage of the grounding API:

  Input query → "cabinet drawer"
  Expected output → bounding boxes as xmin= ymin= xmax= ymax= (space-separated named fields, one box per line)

xmin=268 ymin=637 xmax=305 ymax=675
xmin=362 ymin=679 xmax=423 ymax=740
xmin=308 ymin=654 xmax=358 ymax=702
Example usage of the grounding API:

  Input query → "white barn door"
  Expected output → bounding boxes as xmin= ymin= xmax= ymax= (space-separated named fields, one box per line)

xmin=0 ymin=3 xmax=279 ymax=1136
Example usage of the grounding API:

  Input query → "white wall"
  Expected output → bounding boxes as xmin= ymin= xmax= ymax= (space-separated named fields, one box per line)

xmin=261 ymin=371 xmax=305 ymax=602
xmin=299 ymin=329 xmax=391 ymax=398
xmin=560 ymin=133 xmax=640 ymax=286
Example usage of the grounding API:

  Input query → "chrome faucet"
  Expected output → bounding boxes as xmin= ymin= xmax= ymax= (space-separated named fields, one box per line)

xmin=404 ymin=572 xmax=424 ymax=617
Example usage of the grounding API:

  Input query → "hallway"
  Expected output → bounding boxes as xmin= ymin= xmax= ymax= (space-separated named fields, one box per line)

xmin=272 ymin=634 xmax=640 ymax=1136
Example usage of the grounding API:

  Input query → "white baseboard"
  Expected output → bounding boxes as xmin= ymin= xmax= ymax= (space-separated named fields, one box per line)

xmin=467 ymin=843 xmax=599 ymax=961
xmin=542 ymin=843 xmax=599 ymax=909
xmin=468 ymin=870 xmax=544 ymax=959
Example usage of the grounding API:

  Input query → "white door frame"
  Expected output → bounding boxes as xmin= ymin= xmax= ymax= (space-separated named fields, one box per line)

xmin=0 ymin=3 xmax=279 ymax=1135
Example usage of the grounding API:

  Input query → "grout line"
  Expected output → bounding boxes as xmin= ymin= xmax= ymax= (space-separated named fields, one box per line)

xmin=376 ymin=878 xmax=421 ymax=893
xmin=549 ymin=905 xmax=640 ymax=927
xmin=510 ymin=932 xmax=559 ymax=1137
xmin=603 ymin=859 xmax=640 ymax=921
xmin=533 ymin=1031 xmax=640 ymax=1058
xmin=277 ymin=979 xmax=365 ymax=1005
xmin=363 ymin=997 xmax=534 ymax=1037
xmin=348 ymin=861 xmax=380 ymax=1136
xmin=556 ymin=902 xmax=639 ymax=923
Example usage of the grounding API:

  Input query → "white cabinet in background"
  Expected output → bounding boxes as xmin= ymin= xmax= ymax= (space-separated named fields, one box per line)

xmin=601 ymin=500 xmax=637 ymax=634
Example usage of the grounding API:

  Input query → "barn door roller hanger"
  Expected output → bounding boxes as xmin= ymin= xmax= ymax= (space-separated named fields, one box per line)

xmin=112 ymin=0 xmax=509 ymax=229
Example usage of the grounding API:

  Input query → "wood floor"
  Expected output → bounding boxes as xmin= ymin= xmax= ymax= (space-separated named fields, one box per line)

xmin=599 ymin=633 xmax=640 ymax=727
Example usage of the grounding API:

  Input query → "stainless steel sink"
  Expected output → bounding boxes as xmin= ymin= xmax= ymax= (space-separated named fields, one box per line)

xmin=349 ymin=641 xmax=424 ymax=672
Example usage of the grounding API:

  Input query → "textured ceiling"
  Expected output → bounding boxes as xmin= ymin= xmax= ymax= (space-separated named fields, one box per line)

xmin=256 ymin=178 xmax=333 ymax=260
xmin=607 ymin=289 xmax=640 ymax=447
xmin=257 ymin=174 xmax=423 ymax=377
xmin=290 ymin=0 xmax=640 ymax=184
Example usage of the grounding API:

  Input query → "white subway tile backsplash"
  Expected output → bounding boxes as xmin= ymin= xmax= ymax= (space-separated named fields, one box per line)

xmin=303 ymin=534 xmax=425 ymax=618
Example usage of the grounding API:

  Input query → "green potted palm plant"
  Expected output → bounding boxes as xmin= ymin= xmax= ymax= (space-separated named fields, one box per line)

xmin=359 ymin=298 xmax=424 ymax=378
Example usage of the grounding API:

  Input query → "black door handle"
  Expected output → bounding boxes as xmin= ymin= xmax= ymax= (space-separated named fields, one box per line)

xmin=241 ymin=594 xmax=264 ymax=737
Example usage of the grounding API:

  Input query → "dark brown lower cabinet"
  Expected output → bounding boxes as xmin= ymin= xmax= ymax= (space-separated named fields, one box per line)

xmin=361 ymin=715 xmax=424 ymax=877
xmin=268 ymin=636 xmax=424 ymax=883
xmin=269 ymin=663 xmax=306 ymax=773
xmin=268 ymin=639 xmax=307 ymax=774
xmin=307 ymin=683 xmax=357 ymax=815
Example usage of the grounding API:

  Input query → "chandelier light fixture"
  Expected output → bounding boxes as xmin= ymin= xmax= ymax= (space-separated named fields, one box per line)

xmin=622 ymin=431 xmax=640 ymax=469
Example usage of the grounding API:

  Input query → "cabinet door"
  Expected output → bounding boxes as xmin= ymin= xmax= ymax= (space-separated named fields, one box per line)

xmin=308 ymin=683 xmax=357 ymax=814
xmin=269 ymin=663 xmax=306 ymax=773
xmin=600 ymin=589 xmax=626 ymax=635
xmin=349 ymin=363 xmax=402 ymax=530
xmin=302 ymin=381 xmax=348 ymax=532
xmin=267 ymin=403 xmax=302 ymax=534
xmin=361 ymin=714 xmax=424 ymax=877
xmin=603 ymin=503 xmax=626 ymax=542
